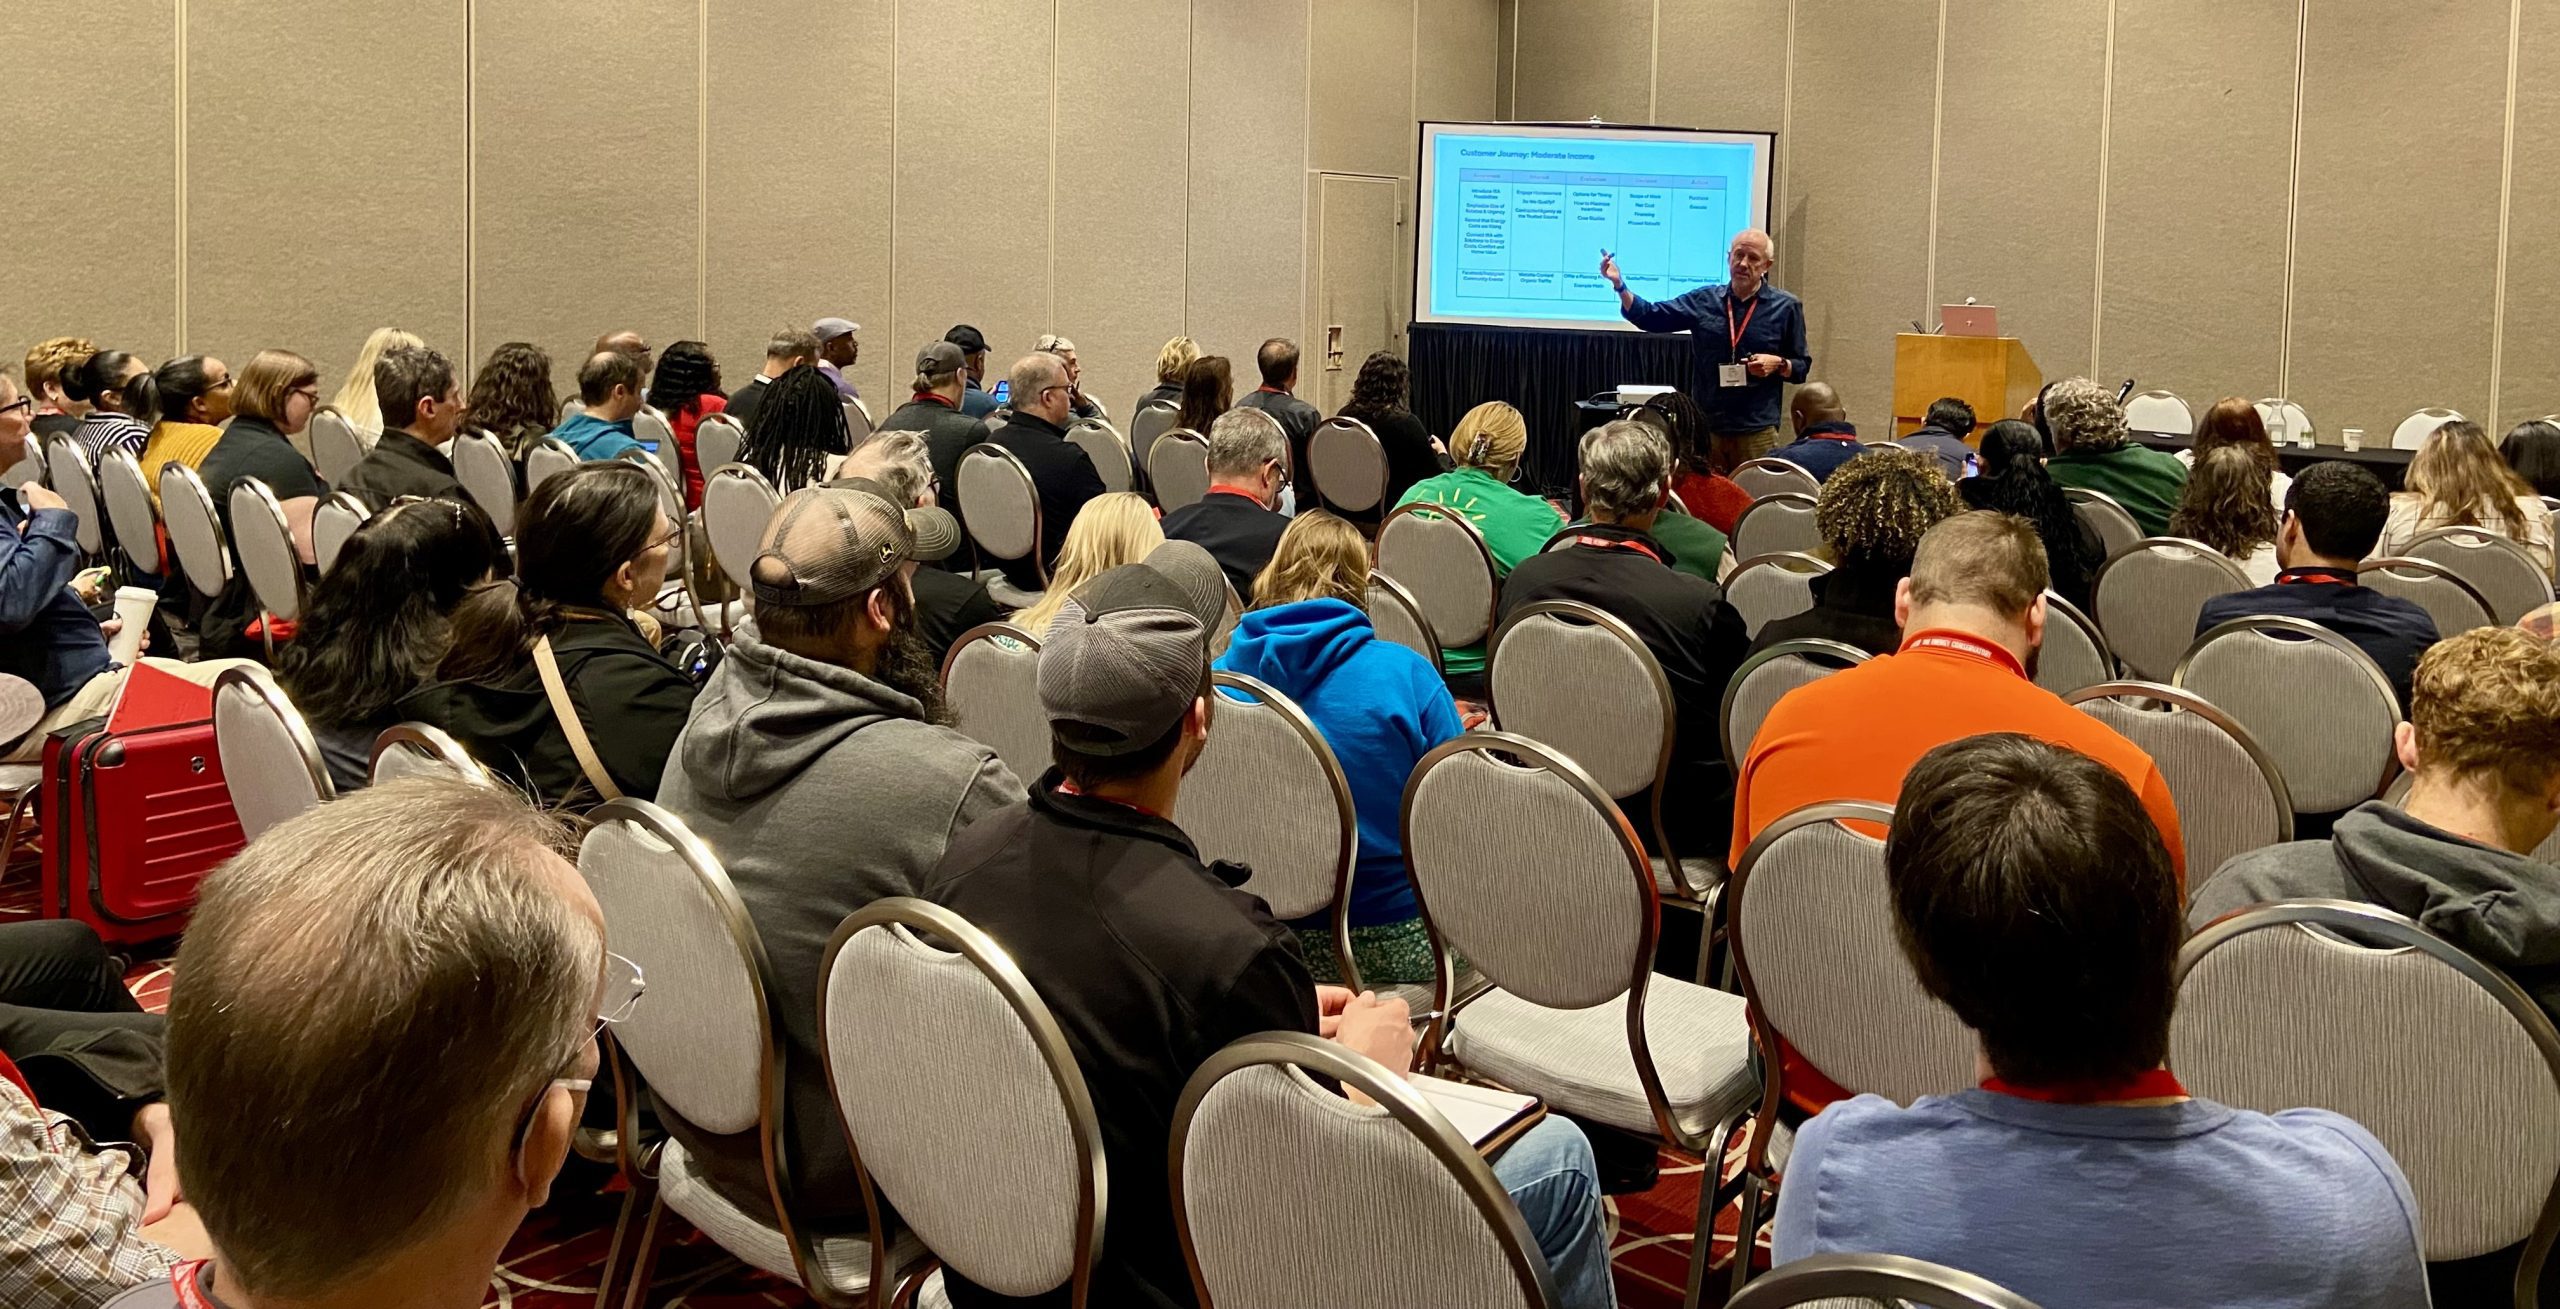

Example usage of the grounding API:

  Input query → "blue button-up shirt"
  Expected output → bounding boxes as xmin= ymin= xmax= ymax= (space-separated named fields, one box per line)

xmin=1622 ymin=281 xmax=1812 ymax=433
xmin=0 ymin=501 xmax=114 ymax=709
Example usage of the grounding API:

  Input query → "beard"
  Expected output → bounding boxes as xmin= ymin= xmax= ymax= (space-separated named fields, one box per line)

xmin=869 ymin=584 xmax=951 ymax=725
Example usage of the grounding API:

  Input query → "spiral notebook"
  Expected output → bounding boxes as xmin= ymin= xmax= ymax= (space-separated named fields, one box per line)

xmin=1412 ymin=1075 xmax=1545 ymax=1155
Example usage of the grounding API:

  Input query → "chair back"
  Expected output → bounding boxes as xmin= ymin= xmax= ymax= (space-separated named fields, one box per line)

xmin=1172 ymin=1033 xmax=1555 ymax=1309
xmin=2064 ymin=486 xmax=2143 ymax=560
xmin=1401 ymin=733 xmax=1652 ymax=1013
xmin=1729 ymin=491 xmax=1821 ymax=559
xmin=2090 ymin=537 xmax=2251 ymax=680
xmin=958 ymin=444 xmax=1045 ymax=579
xmin=2122 ymin=390 xmax=2194 ymax=434
xmin=940 ymin=623 xmax=1049 ymax=785
xmin=557 ymin=393 xmax=581 ymax=423
xmin=634 ymin=407 xmax=676 ymax=456
xmin=1728 ymin=1253 xmax=2044 ymax=1309
xmin=2032 ymin=591 xmax=2116 ymax=696
xmin=842 ymin=395 xmax=874 ymax=450
xmin=43 ymin=436 xmax=104 ymax=555
xmin=368 ymin=722 xmax=492 ymax=787
xmin=212 ymin=665 xmax=333 ymax=840
xmin=451 ymin=432 xmax=519 ymax=536
xmin=1722 ymin=552 xmax=1832 ymax=638
xmin=0 ymin=439 xmax=41 ymax=489
xmin=2175 ymin=616 xmax=2399 ymax=814
xmin=95 ymin=449 xmax=162 ymax=573
xmin=307 ymin=406 xmax=367 ymax=485
xmin=2404 ymin=526 xmax=2553 ymax=626
xmin=158 ymin=463 xmax=232 ymax=598
xmin=1731 ymin=458 xmax=1818 ymax=501
xmin=1147 ymin=428 xmax=1212 ymax=511
xmin=1365 ymin=575 xmax=1443 ymax=674
xmin=1488 ymin=601 xmax=1670 ymax=803
xmin=1067 ymin=419 xmax=1132 ymax=493
xmin=313 ymin=492 xmax=370 ymax=576
xmin=2252 ymin=397 xmax=2314 ymax=444
xmin=1730 ymin=802 xmax=1973 ymax=1107
xmin=523 ymin=437 xmax=579 ymax=498
xmin=2391 ymin=406 xmax=2463 ymax=451
xmin=1719 ymin=638 xmax=1869 ymax=769
xmin=1129 ymin=399 xmax=1180 ymax=470
xmin=702 ymin=464 xmax=782 ymax=592
xmin=1377 ymin=502 xmax=1499 ymax=649
xmin=620 ymin=446 xmax=682 ymax=522
xmin=227 ymin=478 xmax=306 ymax=622
xmin=821 ymin=899 xmax=1104 ymax=1305
xmin=2173 ymin=900 xmax=2560 ymax=1265
xmin=2066 ymin=683 xmax=2292 ymax=885
xmin=695 ymin=412 xmax=746 ymax=476
xmin=2357 ymin=557 xmax=2496 ymax=636
xmin=1308 ymin=416 xmax=1390 ymax=514
xmin=1173 ymin=675 xmax=1357 ymax=941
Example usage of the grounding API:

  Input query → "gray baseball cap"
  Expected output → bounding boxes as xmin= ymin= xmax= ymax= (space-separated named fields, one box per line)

xmin=1039 ymin=564 xmax=1220 ymax=756
xmin=813 ymin=316 xmax=859 ymax=342
xmin=915 ymin=340 xmax=966 ymax=376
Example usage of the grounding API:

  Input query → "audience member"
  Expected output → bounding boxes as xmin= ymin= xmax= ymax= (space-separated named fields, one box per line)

xmin=327 ymin=326 xmax=425 ymax=441
xmin=1161 ymin=407 xmax=1292 ymax=595
xmin=1235 ymin=337 xmax=1322 ymax=470
xmin=1502 ymin=419 xmax=1750 ymax=864
xmin=1902 ymin=396 xmax=1978 ymax=481
xmin=2166 ymin=443 xmax=2281 ymax=584
xmin=69 ymin=350 xmax=152 ymax=464
xmin=339 ymin=343 xmax=468 ymax=505
xmin=1175 ymin=354 xmax=1234 ymax=440
xmin=727 ymin=325 xmax=817 ymax=431
xmin=1753 ymin=448 xmax=1959 ymax=655
xmin=657 ymin=484 xmax=1022 ymax=1228
xmin=1032 ymin=333 xmax=1103 ymax=420
xmin=812 ymin=316 xmax=862 ymax=401
xmin=594 ymin=330 xmax=653 ymax=383
xmin=946 ymin=324 xmax=998 ymax=417
xmin=25 ymin=336 xmax=96 ymax=440
xmin=2196 ymin=461 xmax=2440 ymax=709
xmin=1139 ymin=335 xmax=1199 ymax=414
xmin=2379 ymin=419 xmax=2554 ymax=571
xmin=551 ymin=351 xmax=648 ymax=461
xmin=276 ymin=498 xmax=508 ymax=790
xmin=195 ymin=350 xmax=326 ymax=657
xmin=641 ymin=339 xmax=726 ymax=509
xmin=405 ymin=463 xmax=696 ymax=807
xmin=127 ymin=777 xmax=615 ymax=1309
xmin=1217 ymin=511 xmax=1460 ymax=986
xmin=1653 ymin=389 xmax=1753 ymax=535
xmin=735 ymin=364 xmax=851 ymax=494
xmin=2500 ymin=418 xmax=2560 ymax=501
xmin=2042 ymin=377 xmax=2188 ymax=536
xmin=1012 ymin=492 xmax=1163 ymax=637
xmin=135 ymin=355 xmax=232 ymax=508
xmin=834 ymin=434 xmax=999 ymax=665
xmin=1333 ymin=351 xmax=1447 ymax=515
xmin=1398 ymin=401 xmax=1566 ymax=576
xmin=1771 ymin=733 xmax=2427 ymax=1309
xmin=926 ymin=552 xmax=1618 ymax=1309
xmin=991 ymin=352 xmax=1109 ymax=591
xmin=466 ymin=341 xmax=558 ymax=456
xmin=1766 ymin=382 xmax=1868 ymax=481
xmin=880 ymin=340 xmax=992 ymax=523
xmin=2182 ymin=396 xmax=2294 ymax=508
xmin=1961 ymin=418 xmax=2101 ymax=609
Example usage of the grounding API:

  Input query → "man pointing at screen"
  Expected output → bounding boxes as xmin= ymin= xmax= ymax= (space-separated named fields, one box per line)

xmin=1605 ymin=228 xmax=1809 ymax=465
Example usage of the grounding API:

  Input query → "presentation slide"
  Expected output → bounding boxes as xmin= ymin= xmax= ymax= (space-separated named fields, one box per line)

xmin=1413 ymin=122 xmax=1773 ymax=331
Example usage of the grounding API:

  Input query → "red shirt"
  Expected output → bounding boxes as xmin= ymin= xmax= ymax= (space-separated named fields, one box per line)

xmin=671 ymin=393 xmax=728 ymax=510
xmin=1673 ymin=469 xmax=1753 ymax=536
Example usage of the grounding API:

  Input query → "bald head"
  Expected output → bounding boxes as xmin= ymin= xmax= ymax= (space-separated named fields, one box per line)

xmin=1791 ymin=381 xmax=1846 ymax=435
xmin=1729 ymin=228 xmax=1775 ymax=294
xmin=594 ymin=331 xmax=651 ymax=389
xmin=1009 ymin=352 xmax=1071 ymax=424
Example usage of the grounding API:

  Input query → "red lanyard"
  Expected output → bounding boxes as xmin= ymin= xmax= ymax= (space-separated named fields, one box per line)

xmin=169 ymin=1262 xmax=223 ymax=1309
xmin=0 ymin=1052 xmax=28 ymax=1104
xmin=1982 ymin=1068 xmax=2188 ymax=1104
xmin=1573 ymin=534 xmax=1664 ymax=565
xmin=1899 ymin=629 xmax=2025 ymax=678
xmin=1726 ymin=293 xmax=1760 ymax=356
xmin=2279 ymin=567 xmax=2353 ymax=586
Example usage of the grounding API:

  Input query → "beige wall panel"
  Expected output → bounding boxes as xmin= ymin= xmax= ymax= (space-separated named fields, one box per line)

xmin=2500 ymin=0 xmax=2560 ymax=424
xmin=2288 ymin=0 xmax=2505 ymax=437
xmin=1417 ymin=0 xmax=1501 ymax=127
xmin=1313 ymin=0 xmax=1416 ymax=178
xmin=1189 ymin=0 xmax=1308 ymax=368
xmin=1782 ymin=0 xmax=1937 ymax=432
xmin=1654 ymin=0 xmax=1789 ymax=132
xmin=185 ymin=0 xmax=466 ymax=379
xmin=2098 ymin=0 xmax=2295 ymax=407
xmin=1495 ymin=0 xmax=1519 ymax=120
xmin=0 ymin=1 xmax=176 ymax=362
xmin=474 ymin=0 xmax=700 ymax=387
xmin=1934 ymin=0 xmax=2105 ymax=382
xmin=706 ymin=0 xmax=893 ymax=404
xmin=1509 ymin=0 xmax=1649 ymax=125
xmin=1053 ymin=0 xmax=1191 ymax=423
xmin=892 ymin=0 xmax=1052 ymax=396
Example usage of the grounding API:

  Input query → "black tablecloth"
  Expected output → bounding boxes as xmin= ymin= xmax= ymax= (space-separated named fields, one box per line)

xmin=1410 ymin=322 xmax=1691 ymax=498
xmin=2131 ymin=431 xmax=2413 ymax=490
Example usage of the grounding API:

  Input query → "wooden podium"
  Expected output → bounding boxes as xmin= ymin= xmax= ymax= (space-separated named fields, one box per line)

xmin=1891 ymin=334 xmax=2041 ymax=439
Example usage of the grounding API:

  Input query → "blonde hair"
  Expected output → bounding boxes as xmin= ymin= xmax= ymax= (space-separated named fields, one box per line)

xmin=1450 ymin=401 xmax=1528 ymax=475
xmin=231 ymin=349 xmax=320 ymax=426
xmin=1155 ymin=336 xmax=1201 ymax=386
xmin=2410 ymin=626 xmax=2560 ymax=796
xmin=330 ymin=327 xmax=425 ymax=434
xmin=1013 ymin=492 xmax=1164 ymax=635
xmin=2409 ymin=420 xmax=2536 ymax=536
xmin=1252 ymin=510 xmax=1370 ymax=609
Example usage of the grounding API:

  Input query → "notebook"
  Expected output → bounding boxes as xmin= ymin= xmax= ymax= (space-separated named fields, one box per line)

xmin=1412 ymin=1074 xmax=1545 ymax=1154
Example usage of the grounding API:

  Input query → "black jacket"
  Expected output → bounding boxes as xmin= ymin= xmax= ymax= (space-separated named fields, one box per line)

xmin=2195 ymin=567 xmax=2442 ymax=711
xmin=1160 ymin=489 xmax=1289 ymax=598
xmin=988 ymin=411 xmax=1107 ymax=591
xmin=879 ymin=394 xmax=993 ymax=524
xmin=1133 ymin=382 xmax=1182 ymax=417
xmin=1750 ymin=560 xmax=1906 ymax=657
xmin=1236 ymin=387 xmax=1322 ymax=479
xmin=927 ymin=775 xmax=1317 ymax=1309
xmin=725 ymin=375 xmax=774 ymax=429
xmin=339 ymin=429 xmax=463 ymax=507
xmin=912 ymin=565 xmax=1003 ymax=667
xmin=195 ymin=416 xmax=324 ymax=658
xmin=397 ymin=611 xmax=699 ymax=809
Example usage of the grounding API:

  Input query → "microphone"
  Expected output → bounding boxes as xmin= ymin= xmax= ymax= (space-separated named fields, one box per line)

xmin=2116 ymin=378 xmax=2136 ymax=403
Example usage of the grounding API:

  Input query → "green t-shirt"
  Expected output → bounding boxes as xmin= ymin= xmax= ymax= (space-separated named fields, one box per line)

xmin=1397 ymin=467 xmax=1566 ymax=675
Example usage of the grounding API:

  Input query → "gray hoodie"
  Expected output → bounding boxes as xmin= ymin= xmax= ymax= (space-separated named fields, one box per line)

xmin=2191 ymin=801 xmax=2560 ymax=1018
xmin=654 ymin=635 xmax=1024 ymax=1226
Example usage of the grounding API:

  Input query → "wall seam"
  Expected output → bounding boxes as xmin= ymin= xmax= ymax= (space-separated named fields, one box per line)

xmin=1777 ymin=0 xmax=1795 ymax=230
xmin=1648 ymin=0 xmax=1660 ymax=121
xmin=1922 ymin=0 xmax=1948 ymax=316
xmin=1048 ymin=0 xmax=1060 ymax=331
xmin=465 ymin=0 xmax=475 ymax=363
xmin=173 ymin=0 xmax=187 ymax=352
xmin=2090 ymin=0 xmax=2117 ymax=372
xmin=696 ymin=0 xmax=709 ymax=341
xmin=2491 ymin=0 xmax=2523 ymax=421
xmin=1507 ymin=0 xmax=1519 ymax=119
xmin=1302 ymin=0 xmax=1313 ymax=354
xmin=1183 ymin=0 xmax=1195 ymax=333
xmin=887 ymin=0 xmax=899 ymax=376
xmin=2278 ymin=0 xmax=2309 ymax=399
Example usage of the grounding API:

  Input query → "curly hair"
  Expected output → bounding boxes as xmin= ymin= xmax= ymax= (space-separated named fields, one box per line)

xmin=2410 ymin=626 xmax=2560 ymax=795
xmin=23 ymin=336 xmax=94 ymax=398
xmin=2042 ymin=377 xmax=2130 ymax=455
xmin=2166 ymin=444 xmax=2278 ymax=560
xmin=1251 ymin=510 xmax=1370 ymax=609
xmin=468 ymin=342 xmax=558 ymax=453
xmin=1340 ymin=352 xmax=1408 ymax=418
xmin=1814 ymin=448 xmax=1960 ymax=569
xmin=646 ymin=340 xmax=722 ymax=417
xmin=1644 ymin=390 xmax=1718 ymax=473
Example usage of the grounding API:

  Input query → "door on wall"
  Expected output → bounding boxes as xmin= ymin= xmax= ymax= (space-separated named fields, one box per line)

xmin=1316 ymin=172 xmax=1404 ymax=413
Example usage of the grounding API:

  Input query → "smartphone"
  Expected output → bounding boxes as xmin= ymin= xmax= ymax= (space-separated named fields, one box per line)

xmin=991 ymin=379 xmax=1012 ymax=404
xmin=636 ymin=440 xmax=661 ymax=455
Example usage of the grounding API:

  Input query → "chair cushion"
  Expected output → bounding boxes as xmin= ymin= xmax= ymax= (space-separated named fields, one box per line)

xmin=658 ymin=1138 xmax=924 ymax=1295
xmin=1446 ymin=980 xmax=1756 ymax=1140
xmin=1652 ymin=855 xmax=1725 ymax=898
xmin=987 ymin=578 xmax=1044 ymax=609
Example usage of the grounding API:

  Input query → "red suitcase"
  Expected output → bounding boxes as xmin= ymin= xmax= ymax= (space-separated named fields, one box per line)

xmin=39 ymin=711 xmax=245 ymax=947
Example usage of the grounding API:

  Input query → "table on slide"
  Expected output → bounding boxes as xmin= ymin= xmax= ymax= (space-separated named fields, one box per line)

xmin=1453 ymin=169 xmax=1735 ymax=306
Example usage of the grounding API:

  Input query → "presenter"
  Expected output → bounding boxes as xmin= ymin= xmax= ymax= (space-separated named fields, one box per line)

xmin=1603 ymin=228 xmax=1809 ymax=465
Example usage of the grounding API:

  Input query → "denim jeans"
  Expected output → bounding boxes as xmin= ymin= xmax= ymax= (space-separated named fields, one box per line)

xmin=1492 ymin=1116 xmax=1620 ymax=1309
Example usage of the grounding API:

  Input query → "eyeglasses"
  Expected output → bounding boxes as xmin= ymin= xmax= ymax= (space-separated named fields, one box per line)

xmin=289 ymin=385 xmax=320 ymax=402
xmin=0 ymin=397 xmax=29 ymax=418
xmin=646 ymin=524 xmax=683 ymax=552
xmin=508 ymin=950 xmax=645 ymax=1152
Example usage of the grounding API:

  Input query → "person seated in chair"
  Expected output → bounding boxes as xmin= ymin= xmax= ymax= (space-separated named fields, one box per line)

xmin=1162 ymin=408 xmax=1293 ymax=597
xmin=339 ymin=343 xmax=467 ymax=505
xmin=1750 ymin=448 xmax=1958 ymax=657
xmin=2041 ymin=376 xmax=2188 ymax=537
xmin=1901 ymin=396 xmax=1978 ymax=482
xmin=988 ymin=353 xmax=1108 ymax=594
xmin=1765 ymin=383 xmax=1869 ymax=482
xmin=833 ymin=434 xmax=1000 ymax=667
xmin=550 ymin=351 xmax=647 ymax=462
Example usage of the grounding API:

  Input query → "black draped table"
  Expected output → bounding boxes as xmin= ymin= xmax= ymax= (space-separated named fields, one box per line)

xmin=1409 ymin=322 xmax=1694 ymax=498
xmin=2131 ymin=430 xmax=2413 ymax=491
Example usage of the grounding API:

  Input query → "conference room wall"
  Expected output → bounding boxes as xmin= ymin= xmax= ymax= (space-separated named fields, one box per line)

xmin=1503 ymin=0 xmax=2560 ymax=439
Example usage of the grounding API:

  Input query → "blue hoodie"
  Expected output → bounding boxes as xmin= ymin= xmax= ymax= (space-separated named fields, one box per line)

xmin=553 ymin=410 xmax=643 ymax=461
xmin=1213 ymin=598 xmax=1463 ymax=928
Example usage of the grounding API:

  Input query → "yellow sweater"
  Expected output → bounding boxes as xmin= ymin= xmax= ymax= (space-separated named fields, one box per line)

xmin=139 ymin=421 xmax=225 ymax=507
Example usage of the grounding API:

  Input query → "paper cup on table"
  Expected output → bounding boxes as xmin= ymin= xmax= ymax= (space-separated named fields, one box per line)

xmin=108 ymin=586 xmax=155 ymax=665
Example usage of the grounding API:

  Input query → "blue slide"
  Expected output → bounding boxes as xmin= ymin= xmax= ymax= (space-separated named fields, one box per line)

xmin=1415 ymin=125 xmax=1771 ymax=330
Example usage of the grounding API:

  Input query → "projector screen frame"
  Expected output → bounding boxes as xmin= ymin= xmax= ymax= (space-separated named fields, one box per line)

xmin=1410 ymin=119 xmax=1778 ymax=334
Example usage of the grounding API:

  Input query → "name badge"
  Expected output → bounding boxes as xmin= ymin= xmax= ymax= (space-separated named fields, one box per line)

xmin=1718 ymin=362 xmax=1749 ymax=388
